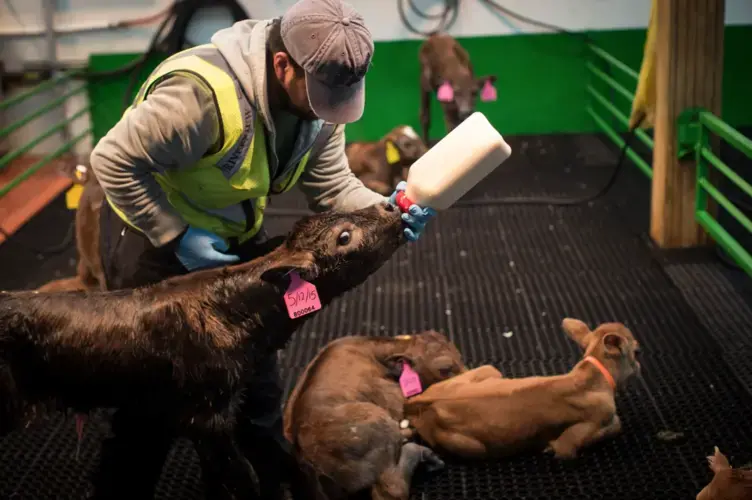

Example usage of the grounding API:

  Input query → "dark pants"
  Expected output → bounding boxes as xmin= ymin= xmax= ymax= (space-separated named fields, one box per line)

xmin=91 ymin=202 xmax=295 ymax=499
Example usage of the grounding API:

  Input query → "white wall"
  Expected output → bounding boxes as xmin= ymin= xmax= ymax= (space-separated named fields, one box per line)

xmin=3 ymin=0 xmax=752 ymax=64
xmin=2 ymin=0 xmax=752 ymax=156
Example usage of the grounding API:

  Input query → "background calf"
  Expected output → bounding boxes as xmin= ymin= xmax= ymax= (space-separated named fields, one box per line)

xmin=347 ymin=125 xmax=428 ymax=196
xmin=37 ymin=165 xmax=106 ymax=292
xmin=419 ymin=33 xmax=497 ymax=143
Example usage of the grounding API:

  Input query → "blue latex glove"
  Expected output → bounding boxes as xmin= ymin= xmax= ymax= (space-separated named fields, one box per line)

xmin=388 ymin=181 xmax=437 ymax=242
xmin=174 ymin=226 xmax=240 ymax=271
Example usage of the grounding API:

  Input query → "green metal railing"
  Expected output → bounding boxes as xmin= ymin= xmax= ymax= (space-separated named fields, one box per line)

xmin=678 ymin=108 xmax=752 ymax=277
xmin=585 ymin=44 xmax=653 ymax=179
xmin=586 ymin=43 xmax=752 ymax=278
xmin=0 ymin=71 xmax=92 ymax=200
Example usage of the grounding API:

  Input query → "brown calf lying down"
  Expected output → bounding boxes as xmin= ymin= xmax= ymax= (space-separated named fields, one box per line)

xmin=419 ymin=33 xmax=497 ymax=143
xmin=346 ymin=125 xmax=428 ymax=196
xmin=38 ymin=164 xmax=106 ymax=292
xmin=697 ymin=447 xmax=752 ymax=500
xmin=283 ymin=331 xmax=466 ymax=500
xmin=0 ymin=201 xmax=405 ymax=498
xmin=403 ymin=318 xmax=641 ymax=460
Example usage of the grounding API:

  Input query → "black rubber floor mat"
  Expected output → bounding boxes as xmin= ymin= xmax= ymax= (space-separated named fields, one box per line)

xmin=0 ymin=413 xmax=206 ymax=500
xmin=1 ymin=133 xmax=751 ymax=500
xmin=461 ymin=135 xmax=618 ymax=202
xmin=432 ymin=204 xmax=659 ymax=277
xmin=723 ymin=348 xmax=752 ymax=394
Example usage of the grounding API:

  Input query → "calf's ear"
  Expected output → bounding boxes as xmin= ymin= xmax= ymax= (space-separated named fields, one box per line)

xmin=708 ymin=446 xmax=730 ymax=473
xmin=562 ymin=318 xmax=591 ymax=347
xmin=260 ymin=258 xmax=317 ymax=287
xmin=383 ymin=354 xmax=412 ymax=380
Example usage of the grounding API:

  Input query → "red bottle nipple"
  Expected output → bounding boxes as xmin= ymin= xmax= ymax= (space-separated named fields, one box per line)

xmin=395 ymin=191 xmax=414 ymax=214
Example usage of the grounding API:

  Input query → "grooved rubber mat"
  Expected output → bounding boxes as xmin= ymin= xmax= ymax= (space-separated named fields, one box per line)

xmin=1 ymin=134 xmax=752 ymax=499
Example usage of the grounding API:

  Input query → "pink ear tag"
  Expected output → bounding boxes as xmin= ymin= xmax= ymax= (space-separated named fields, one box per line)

xmin=399 ymin=362 xmax=423 ymax=397
xmin=480 ymin=80 xmax=497 ymax=102
xmin=284 ymin=272 xmax=322 ymax=319
xmin=437 ymin=82 xmax=454 ymax=102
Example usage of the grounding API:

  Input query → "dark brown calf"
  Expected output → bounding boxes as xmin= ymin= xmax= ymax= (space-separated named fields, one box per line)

xmin=346 ymin=125 xmax=428 ymax=196
xmin=0 ymin=201 xmax=405 ymax=499
xmin=283 ymin=331 xmax=466 ymax=500
xmin=419 ymin=33 xmax=497 ymax=143
xmin=37 ymin=164 xmax=106 ymax=292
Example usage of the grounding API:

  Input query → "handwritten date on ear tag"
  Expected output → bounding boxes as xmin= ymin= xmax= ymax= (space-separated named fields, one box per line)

xmin=284 ymin=272 xmax=322 ymax=319
xmin=399 ymin=362 xmax=423 ymax=397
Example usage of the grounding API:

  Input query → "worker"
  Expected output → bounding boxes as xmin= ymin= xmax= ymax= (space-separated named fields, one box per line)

xmin=87 ymin=0 xmax=435 ymax=498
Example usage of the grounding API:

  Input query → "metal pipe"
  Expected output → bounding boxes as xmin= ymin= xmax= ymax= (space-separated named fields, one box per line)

xmin=585 ymin=62 xmax=635 ymax=102
xmin=588 ymin=44 xmax=640 ymax=81
xmin=0 ymin=85 xmax=86 ymax=140
xmin=696 ymin=210 xmax=752 ymax=277
xmin=43 ymin=0 xmax=71 ymax=149
xmin=0 ymin=128 xmax=92 ymax=199
xmin=0 ymin=72 xmax=74 ymax=112
xmin=586 ymin=85 xmax=655 ymax=151
xmin=698 ymin=178 xmax=752 ymax=234
xmin=43 ymin=0 xmax=57 ymax=67
xmin=0 ymin=4 xmax=173 ymax=38
xmin=0 ymin=20 xmax=123 ymax=38
xmin=700 ymin=112 xmax=752 ymax=160
xmin=0 ymin=106 xmax=89 ymax=171
xmin=586 ymin=106 xmax=653 ymax=179
xmin=700 ymin=148 xmax=752 ymax=200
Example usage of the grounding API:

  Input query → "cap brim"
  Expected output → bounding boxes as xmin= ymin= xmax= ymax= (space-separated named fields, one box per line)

xmin=305 ymin=72 xmax=365 ymax=124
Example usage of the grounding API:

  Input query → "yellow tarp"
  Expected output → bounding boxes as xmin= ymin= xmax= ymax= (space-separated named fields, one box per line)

xmin=629 ymin=0 xmax=657 ymax=130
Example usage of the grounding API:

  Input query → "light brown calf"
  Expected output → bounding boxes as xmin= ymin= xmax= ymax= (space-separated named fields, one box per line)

xmin=697 ymin=447 xmax=752 ymax=500
xmin=403 ymin=318 xmax=641 ymax=460
xmin=346 ymin=125 xmax=427 ymax=196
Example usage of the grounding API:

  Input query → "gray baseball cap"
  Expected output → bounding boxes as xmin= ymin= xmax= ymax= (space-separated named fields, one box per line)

xmin=280 ymin=0 xmax=374 ymax=124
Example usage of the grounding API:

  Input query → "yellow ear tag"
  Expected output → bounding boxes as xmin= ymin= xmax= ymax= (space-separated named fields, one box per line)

xmin=385 ymin=140 xmax=401 ymax=164
xmin=395 ymin=335 xmax=412 ymax=341
xmin=65 ymin=184 xmax=84 ymax=210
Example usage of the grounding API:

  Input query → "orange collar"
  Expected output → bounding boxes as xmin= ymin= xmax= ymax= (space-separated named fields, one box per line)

xmin=583 ymin=356 xmax=616 ymax=391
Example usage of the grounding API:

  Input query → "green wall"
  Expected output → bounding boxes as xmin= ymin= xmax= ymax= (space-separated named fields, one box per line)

xmin=87 ymin=26 xmax=752 ymax=144
xmin=88 ymin=53 xmax=164 ymax=143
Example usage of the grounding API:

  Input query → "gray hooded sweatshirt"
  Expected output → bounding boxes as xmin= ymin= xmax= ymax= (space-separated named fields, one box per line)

xmin=89 ymin=19 xmax=386 ymax=248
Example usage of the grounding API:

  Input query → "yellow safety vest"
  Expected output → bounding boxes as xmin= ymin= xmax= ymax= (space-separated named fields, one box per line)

xmin=106 ymin=44 xmax=335 ymax=245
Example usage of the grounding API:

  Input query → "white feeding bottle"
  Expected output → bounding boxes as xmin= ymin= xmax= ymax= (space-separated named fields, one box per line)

xmin=394 ymin=112 xmax=512 ymax=213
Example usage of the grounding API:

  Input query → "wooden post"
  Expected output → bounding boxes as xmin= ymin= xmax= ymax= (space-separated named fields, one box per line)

xmin=651 ymin=0 xmax=725 ymax=248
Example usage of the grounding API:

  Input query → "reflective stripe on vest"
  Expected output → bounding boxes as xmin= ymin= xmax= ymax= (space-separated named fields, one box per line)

xmin=107 ymin=44 xmax=336 ymax=245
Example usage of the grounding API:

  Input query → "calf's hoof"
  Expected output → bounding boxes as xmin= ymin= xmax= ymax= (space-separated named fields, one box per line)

xmin=402 ymin=442 xmax=445 ymax=473
xmin=545 ymin=443 xmax=578 ymax=460
xmin=421 ymin=448 xmax=445 ymax=473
